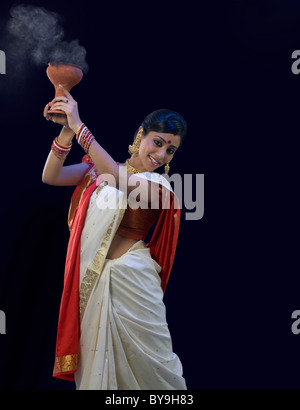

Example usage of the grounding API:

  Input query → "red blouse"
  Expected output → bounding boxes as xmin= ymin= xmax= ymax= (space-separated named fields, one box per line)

xmin=116 ymin=191 xmax=161 ymax=240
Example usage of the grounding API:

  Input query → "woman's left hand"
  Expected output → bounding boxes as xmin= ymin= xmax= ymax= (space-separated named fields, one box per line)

xmin=49 ymin=85 xmax=83 ymax=134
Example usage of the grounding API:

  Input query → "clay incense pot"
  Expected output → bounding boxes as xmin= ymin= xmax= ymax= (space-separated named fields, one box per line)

xmin=46 ymin=62 xmax=83 ymax=115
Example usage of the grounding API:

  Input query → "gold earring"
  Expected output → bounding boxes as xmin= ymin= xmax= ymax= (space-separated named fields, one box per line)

xmin=128 ymin=128 xmax=143 ymax=155
xmin=164 ymin=162 xmax=170 ymax=174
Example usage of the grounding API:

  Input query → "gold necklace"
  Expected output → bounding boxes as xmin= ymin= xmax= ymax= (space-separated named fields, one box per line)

xmin=125 ymin=159 xmax=144 ymax=174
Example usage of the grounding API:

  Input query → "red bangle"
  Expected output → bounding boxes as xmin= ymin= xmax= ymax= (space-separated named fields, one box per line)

xmin=76 ymin=123 xmax=86 ymax=142
xmin=51 ymin=137 xmax=72 ymax=160
xmin=76 ymin=124 xmax=95 ymax=153
xmin=55 ymin=137 xmax=72 ymax=150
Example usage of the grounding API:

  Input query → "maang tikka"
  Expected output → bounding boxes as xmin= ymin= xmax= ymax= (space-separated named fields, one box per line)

xmin=128 ymin=127 xmax=143 ymax=155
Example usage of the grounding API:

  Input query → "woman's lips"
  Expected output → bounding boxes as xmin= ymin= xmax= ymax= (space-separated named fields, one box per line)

xmin=148 ymin=155 xmax=161 ymax=166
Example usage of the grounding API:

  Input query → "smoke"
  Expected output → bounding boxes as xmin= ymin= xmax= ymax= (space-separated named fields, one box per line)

xmin=5 ymin=4 xmax=88 ymax=73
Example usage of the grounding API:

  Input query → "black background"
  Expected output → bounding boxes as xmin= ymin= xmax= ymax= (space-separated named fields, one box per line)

xmin=0 ymin=0 xmax=299 ymax=391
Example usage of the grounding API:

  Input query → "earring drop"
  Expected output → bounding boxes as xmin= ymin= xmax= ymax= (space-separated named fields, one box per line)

xmin=164 ymin=162 xmax=170 ymax=174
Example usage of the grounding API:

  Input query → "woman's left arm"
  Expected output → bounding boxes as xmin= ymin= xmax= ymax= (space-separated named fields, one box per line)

xmin=50 ymin=85 xmax=120 ymax=179
xmin=50 ymin=86 xmax=151 ymax=199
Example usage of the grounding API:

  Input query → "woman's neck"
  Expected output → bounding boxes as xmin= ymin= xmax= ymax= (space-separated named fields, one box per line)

xmin=125 ymin=158 xmax=145 ymax=174
xmin=126 ymin=156 xmax=148 ymax=173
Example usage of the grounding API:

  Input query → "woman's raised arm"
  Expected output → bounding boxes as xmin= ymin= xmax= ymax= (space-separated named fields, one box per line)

xmin=42 ymin=111 xmax=90 ymax=186
xmin=45 ymin=86 xmax=172 ymax=208
xmin=47 ymin=86 xmax=151 ymax=196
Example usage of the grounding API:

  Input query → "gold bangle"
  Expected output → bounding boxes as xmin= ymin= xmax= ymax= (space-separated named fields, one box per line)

xmin=76 ymin=123 xmax=84 ymax=137
xmin=56 ymin=136 xmax=72 ymax=148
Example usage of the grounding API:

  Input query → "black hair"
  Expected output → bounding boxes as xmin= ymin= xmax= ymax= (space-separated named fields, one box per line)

xmin=138 ymin=109 xmax=187 ymax=146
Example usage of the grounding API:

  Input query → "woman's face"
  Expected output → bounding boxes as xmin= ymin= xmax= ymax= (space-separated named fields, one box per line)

xmin=138 ymin=131 xmax=181 ymax=172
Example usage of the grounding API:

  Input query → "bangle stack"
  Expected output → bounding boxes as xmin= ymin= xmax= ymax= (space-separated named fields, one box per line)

xmin=76 ymin=123 xmax=95 ymax=153
xmin=51 ymin=137 xmax=72 ymax=160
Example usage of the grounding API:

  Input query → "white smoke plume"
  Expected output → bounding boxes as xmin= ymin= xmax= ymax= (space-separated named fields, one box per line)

xmin=6 ymin=4 xmax=88 ymax=73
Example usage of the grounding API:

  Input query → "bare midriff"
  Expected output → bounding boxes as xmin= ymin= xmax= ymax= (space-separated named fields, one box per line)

xmin=106 ymin=233 xmax=139 ymax=260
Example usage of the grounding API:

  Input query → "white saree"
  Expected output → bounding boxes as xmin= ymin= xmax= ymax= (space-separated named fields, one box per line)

xmin=74 ymin=174 xmax=187 ymax=390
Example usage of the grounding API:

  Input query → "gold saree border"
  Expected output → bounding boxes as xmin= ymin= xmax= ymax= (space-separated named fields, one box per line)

xmin=79 ymin=184 xmax=126 ymax=320
xmin=79 ymin=269 xmax=99 ymax=320
xmin=54 ymin=354 xmax=78 ymax=375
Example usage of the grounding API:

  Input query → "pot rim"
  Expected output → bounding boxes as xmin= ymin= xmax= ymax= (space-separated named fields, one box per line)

xmin=47 ymin=62 xmax=83 ymax=71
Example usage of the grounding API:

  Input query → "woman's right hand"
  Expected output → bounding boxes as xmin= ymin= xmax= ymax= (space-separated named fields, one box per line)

xmin=43 ymin=103 xmax=69 ymax=128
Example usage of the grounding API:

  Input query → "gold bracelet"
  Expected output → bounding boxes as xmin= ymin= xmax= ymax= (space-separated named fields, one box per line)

xmin=56 ymin=136 xmax=72 ymax=148
xmin=76 ymin=123 xmax=84 ymax=137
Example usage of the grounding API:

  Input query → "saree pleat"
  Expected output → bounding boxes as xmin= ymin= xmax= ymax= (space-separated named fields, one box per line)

xmin=75 ymin=244 xmax=186 ymax=390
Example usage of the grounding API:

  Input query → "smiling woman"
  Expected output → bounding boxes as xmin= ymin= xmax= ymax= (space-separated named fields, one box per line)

xmin=127 ymin=108 xmax=185 ymax=174
xmin=42 ymin=88 xmax=187 ymax=390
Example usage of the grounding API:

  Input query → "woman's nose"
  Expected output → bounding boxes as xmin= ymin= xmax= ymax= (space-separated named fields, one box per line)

xmin=156 ymin=149 xmax=165 ymax=160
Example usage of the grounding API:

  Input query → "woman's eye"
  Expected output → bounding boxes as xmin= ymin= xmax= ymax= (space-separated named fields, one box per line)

xmin=154 ymin=140 xmax=162 ymax=147
xmin=167 ymin=149 xmax=175 ymax=155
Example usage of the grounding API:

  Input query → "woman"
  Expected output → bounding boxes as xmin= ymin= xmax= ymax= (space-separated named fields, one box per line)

xmin=42 ymin=85 xmax=187 ymax=390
